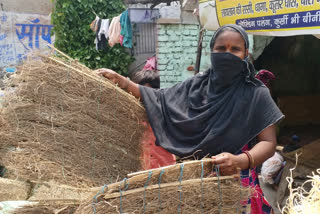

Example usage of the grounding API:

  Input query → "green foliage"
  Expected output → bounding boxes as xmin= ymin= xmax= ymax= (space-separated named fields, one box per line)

xmin=51 ymin=0 xmax=133 ymax=76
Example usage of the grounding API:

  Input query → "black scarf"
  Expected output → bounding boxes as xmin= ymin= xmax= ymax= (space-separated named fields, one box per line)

xmin=140 ymin=25 xmax=284 ymax=158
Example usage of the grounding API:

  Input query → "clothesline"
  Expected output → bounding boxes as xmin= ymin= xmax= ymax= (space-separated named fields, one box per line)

xmin=90 ymin=8 xmax=159 ymax=74
xmin=90 ymin=8 xmax=161 ymax=51
xmin=91 ymin=9 xmax=132 ymax=51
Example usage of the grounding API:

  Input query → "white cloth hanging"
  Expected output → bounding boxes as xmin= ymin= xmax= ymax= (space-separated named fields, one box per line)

xmin=98 ymin=19 xmax=110 ymax=40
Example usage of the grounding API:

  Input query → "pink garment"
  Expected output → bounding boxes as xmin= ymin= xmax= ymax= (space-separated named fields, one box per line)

xmin=241 ymin=144 xmax=273 ymax=214
xmin=120 ymin=35 xmax=124 ymax=46
xmin=143 ymin=56 xmax=157 ymax=71
xmin=140 ymin=123 xmax=176 ymax=170
xmin=108 ymin=15 xmax=121 ymax=47
xmin=255 ymin=70 xmax=275 ymax=88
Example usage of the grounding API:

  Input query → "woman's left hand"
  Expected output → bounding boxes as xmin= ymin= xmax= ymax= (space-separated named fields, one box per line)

xmin=211 ymin=152 xmax=242 ymax=176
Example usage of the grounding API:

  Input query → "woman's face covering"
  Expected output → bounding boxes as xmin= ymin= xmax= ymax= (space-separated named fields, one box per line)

xmin=212 ymin=31 xmax=248 ymax=60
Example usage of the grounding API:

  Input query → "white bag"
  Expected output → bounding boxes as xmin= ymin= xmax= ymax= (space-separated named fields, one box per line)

xmin=261 ymin=152 xmax=284 ymax=184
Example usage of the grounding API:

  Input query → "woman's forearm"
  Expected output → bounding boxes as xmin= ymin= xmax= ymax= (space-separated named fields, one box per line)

xmin=245 ymin=125 xmax=277 ymax=168
xmin=249 ymin=140 xmax=276 ymax=167
xmin=234 ymin=140 xmax=275 ymax=170
xmin=235 ymin=125 xmax=277 ymax=170
xmin=117 ymin=75 xmax=141 ymax=99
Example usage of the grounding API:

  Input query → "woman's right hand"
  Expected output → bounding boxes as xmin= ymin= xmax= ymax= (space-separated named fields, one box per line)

xmin=96 ymin=68 xmax=120 ymax=84
xmin=96 ymin=68 xmax=141 ymax=99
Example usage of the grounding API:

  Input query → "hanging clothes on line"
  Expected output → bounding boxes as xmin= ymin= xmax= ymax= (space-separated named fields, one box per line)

xmin=98 ymin=19 xmax=110 ymax=40
xmin=90 ymin=16 xmax=100 ymax=50
xmin=95 ymin=19 xmax=108 ymax=51
xmin=90 ymin=16 xmax=100 ymax=32
xmin=90 ymin=9 xmax=135 ymax=49
xmin=108 ymin=15 xmax=122 ymax=47
xmin=120 ymin=35 xmax=124 ymax=46
xmin=95 ymin=19 xmax=109 ymax=51
xmin=120 ymin=9 xmax=133 ymax=48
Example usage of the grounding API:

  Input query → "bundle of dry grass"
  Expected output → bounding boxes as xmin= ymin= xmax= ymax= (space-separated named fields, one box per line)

xmin=1 ymin=183 xmax=102 ymax=214
xmin=281 ymin=168 xmax=320 ymax=214
xmin=75 ymin=159 xmax=251 ymax=214
xmin=0 ymin=178 xmax=31 ymax=201
xmin=10 ymin=202 xmax=78 ymax=214
xmin=0 ymin=49 xmax=147 ymax=189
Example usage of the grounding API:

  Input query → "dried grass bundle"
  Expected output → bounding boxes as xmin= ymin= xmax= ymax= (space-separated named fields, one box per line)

xmin=0 ymin=50 xmax=147 ymax=188
xmin=281 ymin=168 xmax=320 ymax=214
xmin=10 ymin=202 xmax=78 ymax=214
xmin=0 ymin=178 xmax=31 ymax=201
xmin=75 ymin=160 xmax=251 ymax=214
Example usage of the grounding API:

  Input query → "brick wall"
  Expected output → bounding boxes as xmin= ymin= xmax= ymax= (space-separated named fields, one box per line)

xmin=156 ymin=21 xmax=214 ymax=88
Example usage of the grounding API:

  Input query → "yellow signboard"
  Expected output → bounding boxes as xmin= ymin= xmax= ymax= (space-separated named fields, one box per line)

xmin=215 ymin=0 xmax=320 ymax=33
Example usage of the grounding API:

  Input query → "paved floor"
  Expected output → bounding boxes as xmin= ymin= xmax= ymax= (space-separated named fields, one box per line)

xmin=259 ymin=179 xmax=282 ymax=214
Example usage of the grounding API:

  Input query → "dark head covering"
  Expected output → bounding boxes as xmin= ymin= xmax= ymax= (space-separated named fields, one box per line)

xmin=210 ymin=24 xmax=249 ymax=50
xmin=140 ymin=24 xmax=284 ymax=158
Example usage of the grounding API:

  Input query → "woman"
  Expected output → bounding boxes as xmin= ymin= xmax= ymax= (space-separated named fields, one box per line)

xmin=97 ymin=24 xmax=284 ymax=214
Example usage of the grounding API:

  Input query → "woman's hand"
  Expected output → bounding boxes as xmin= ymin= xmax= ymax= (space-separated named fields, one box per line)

xmin=212 ymin=126 xmax=277 ymax=176
xmin=96 ymin=68 xmax=142 ymax=99
xmin=96 ymin=68 xmax=120 ymax=84
xmin=212 ymin=152 xmax=248 ymax=176
xmin=96 ymin=68 xmax=128 ymax=89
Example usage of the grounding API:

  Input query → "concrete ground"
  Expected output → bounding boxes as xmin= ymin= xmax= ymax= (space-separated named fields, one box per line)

xmin=259 ymin=178 xmax=282 ymax=214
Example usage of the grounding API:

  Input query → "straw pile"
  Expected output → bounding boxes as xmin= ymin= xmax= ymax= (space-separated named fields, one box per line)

xmin=281 ymin=168 xmax=320 ymax=214
xmin=75 ymin=159 xmax=251 ymax=214
xmin=0 ymin=50 xmax=147 ymax=189
xmin=0 ymin=178 xmax=31 ymax=201
xmin=1 ymin=183 xmax=102 ymax=214
xmin=10 ymin=203 xmax=78 ymax=214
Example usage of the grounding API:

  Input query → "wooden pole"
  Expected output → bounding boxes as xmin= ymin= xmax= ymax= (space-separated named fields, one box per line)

xmin=195 ymin=28 xmax=204 ymax=74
